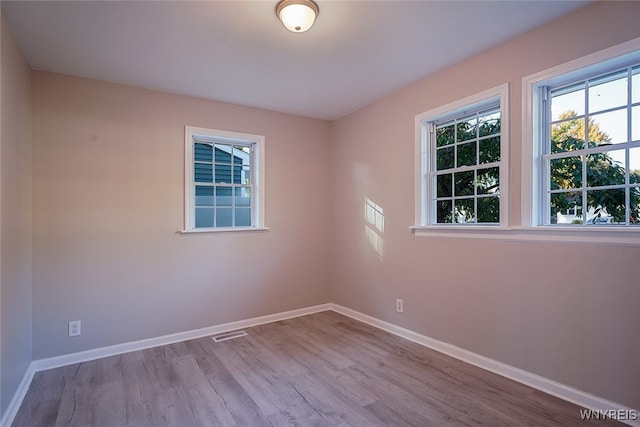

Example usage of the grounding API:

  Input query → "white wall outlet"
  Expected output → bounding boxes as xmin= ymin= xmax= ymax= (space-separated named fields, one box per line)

xmin=69 ymin=320 xmax=81 ymax=337
xmin=396 ymin=298 xmax=404 ymax=313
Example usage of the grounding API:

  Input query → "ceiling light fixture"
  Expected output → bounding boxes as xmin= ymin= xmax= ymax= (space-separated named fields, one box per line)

xmin=276 ymin=0 xmax=319 ymax=33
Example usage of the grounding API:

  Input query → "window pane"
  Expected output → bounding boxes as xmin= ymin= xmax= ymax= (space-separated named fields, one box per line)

xmin=477 ymin=196 xmax=499 ymax=223
xmin=216 ymin=187 xmax=232 ymax=206
xmin=233 ymin=145 xmax=250 ymax=160
xmin=457 ymin=141 xmax=476 ymax=167
xmin=240 ymin=165 xmax=251 ymax=185
xmin=586 ymin=188 xmax=625 ymax=224
xmin=479 ymin=137 xmax=500 ymax=164
xmin=633 ymin=66 xmax=640 ymax=104
xmin=436 ymin=146 xmax=454 ymax=170
xmin=235 ymin=187 xmax=251 ymax=207
xmin=233 ymin=165 xmax=243 ymax=184
xmin=456 ymin=116 xmax=477 ymax=142
xmin=631 ymin=147 xmax=640 ymax=184
xmin=587 ymin=151 xmax=625 ymax=188
xmin=551 ymin=117 xmax=585 ymax=153
xmin=195 ymin=186 xmax=214 ymax=206
xmin=215 ymin=164 xmax=232 ymax=183
xmin=590 ymin=109 xmax=627 ymax=145
xmin=232 ymin=145 xmax=251 ymax=185
xmin=194 ymin=143 xmax=213 ymax=162
xmin=550 ymin=156 xmax=582 ymax=190
xmin=454 ymin=199 xmax=475 ymax=223
xmin=632 ymin=106 xmax=639 ymax=142
xmin=436 ymin=123 xmax=454 ymax=147
xmin=631 ymin=186 xmax=640 ymax=225
xmin=436 ymin=200 xmax=453 ymax=223
xmin=214 ymin=144 xmax=232 ymax=164
xmin=436 ymin=174 xmax=452 ymax=198
xmin=216 ymin=208 xmax=233 ymax=227
xmin=194 ymin=162 xmax=213 ymax=183
xmin=195 ymin=207 xmax=214 ymax=228
xmin=454 ymin=171 xmax=474 ymax=196
xmin=478 ymin=110 xmax=500 ymax=137
xmin=477 ymin=167 xmax=499 ymax=195
xmin=550 ymin=192 xmax=582 ymax=225
xmin=235 ymin=208 xmax=251 ymax=226
xmin=588 ymin=70 xmax=627 ymax=114
xmin=551 ymin=83 xmax=585 ymax=121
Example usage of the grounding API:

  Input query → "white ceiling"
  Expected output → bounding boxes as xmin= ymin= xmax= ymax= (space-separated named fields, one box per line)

xmin=2 ymin=0 xmax=590 ymax=120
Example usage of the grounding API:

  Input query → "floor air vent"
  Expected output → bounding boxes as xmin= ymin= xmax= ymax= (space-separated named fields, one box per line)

xmin=212 ymin=330 xmax=248 ymax=342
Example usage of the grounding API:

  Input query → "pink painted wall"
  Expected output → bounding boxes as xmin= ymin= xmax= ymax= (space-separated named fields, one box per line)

xmin=1 ymin=12 xmax=32 ymax=415
xmin=329 ymin=1 xmax=640 ymax=409
xmin=31 ymin=72 xmax=331 ymax=359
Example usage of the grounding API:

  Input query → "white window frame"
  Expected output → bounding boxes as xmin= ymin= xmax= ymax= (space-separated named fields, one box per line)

xmin=182 ymin=126 xmax=267 ymax=233
xmin=521 ymin=37 xmax=640 ymax=245
xmin=412 ymin=83 xmax=510 ymax=238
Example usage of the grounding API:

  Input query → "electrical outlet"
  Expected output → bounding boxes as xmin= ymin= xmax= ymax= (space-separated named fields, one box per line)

xmin=69 ymin=320 xmax=81 ymax=337
xmin=396 ymin=299 xmax=404 ymax=313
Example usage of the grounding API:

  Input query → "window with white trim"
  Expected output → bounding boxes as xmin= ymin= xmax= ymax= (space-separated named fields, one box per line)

xmin=524 ymin=49 xmax=640 ymax=228
xmin=184 ymin=126 xmax=265 ymax=231
xmin=415 ymin=84 xmax=509 ymax=228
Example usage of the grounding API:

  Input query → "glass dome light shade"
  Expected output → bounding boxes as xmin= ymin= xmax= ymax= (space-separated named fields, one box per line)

xmin=276 ymin=0 xmax=319 ymax=33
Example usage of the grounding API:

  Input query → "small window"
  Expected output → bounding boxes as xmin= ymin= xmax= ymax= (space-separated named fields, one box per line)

xmin=184 ymin=126 xmax=265 ymax=231
xmin=415 ymin=84 xmax=509 ymax=228
xmin=523 ymin=48 xmax=640 ymax=228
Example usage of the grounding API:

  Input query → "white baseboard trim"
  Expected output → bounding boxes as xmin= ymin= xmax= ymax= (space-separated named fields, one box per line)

xmin=329 ymin=303 xmax=639 ymax=427
xmin=33 ymin=303 xmax=332 ymax=372
xmin=1 ymin=362 xmax=35 ymax=427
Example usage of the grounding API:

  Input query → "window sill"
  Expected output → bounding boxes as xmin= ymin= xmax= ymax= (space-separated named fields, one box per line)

xmin=180 ymin=226 xmax=270 ymax=234
xmin=410 ymin=225 xmax=640 ymax=246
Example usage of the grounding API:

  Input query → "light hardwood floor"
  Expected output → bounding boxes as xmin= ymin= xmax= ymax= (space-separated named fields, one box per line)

xmin=13 ymin=311 xmax=620 ymax=426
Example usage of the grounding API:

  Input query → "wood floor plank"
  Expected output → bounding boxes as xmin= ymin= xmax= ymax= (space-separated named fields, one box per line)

xmin=90 ymin=380 xmax=126 ymax=427
xmin=212 ymin=337 xmax=307 ymax=416
xmin=366 ymin=399 xmax=441 ymax=427
xmin=239 ymin=330 xmax=311 ymax=377
xmin=141 ymin=349 xmax=180 ymax=390
xmin=289 ymin=370 xmax=386 ymax=426
xmin=277 ymin=322 xmax=356 ymax=370
xmin=12 ymin=311 xmax=624 ymax=426
xmin=54 ymin=384 xmax=94 ymax=427
xmin=266 ymin=400 xmax=334 ymax=427
xmin=214 ymin=343 xmax=278 ymax=422
xmin=12 ymin=397 xmax=60 ymax=427
xmin=152 ymin=385 xmax=198 ymax=427
xmin=170 ymin=354 xmax=234 ymax=426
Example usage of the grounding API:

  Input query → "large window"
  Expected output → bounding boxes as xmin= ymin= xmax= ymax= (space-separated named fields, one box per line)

xmin=545 ymin=66 xmax=640 ymax=226
xmin=414 ymin=84 xmax=509 ymax=229
xmin=523 ymin=43 xmax=640 ymax=231
xmin=184 ymin=126 xmax=265 ymax=231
